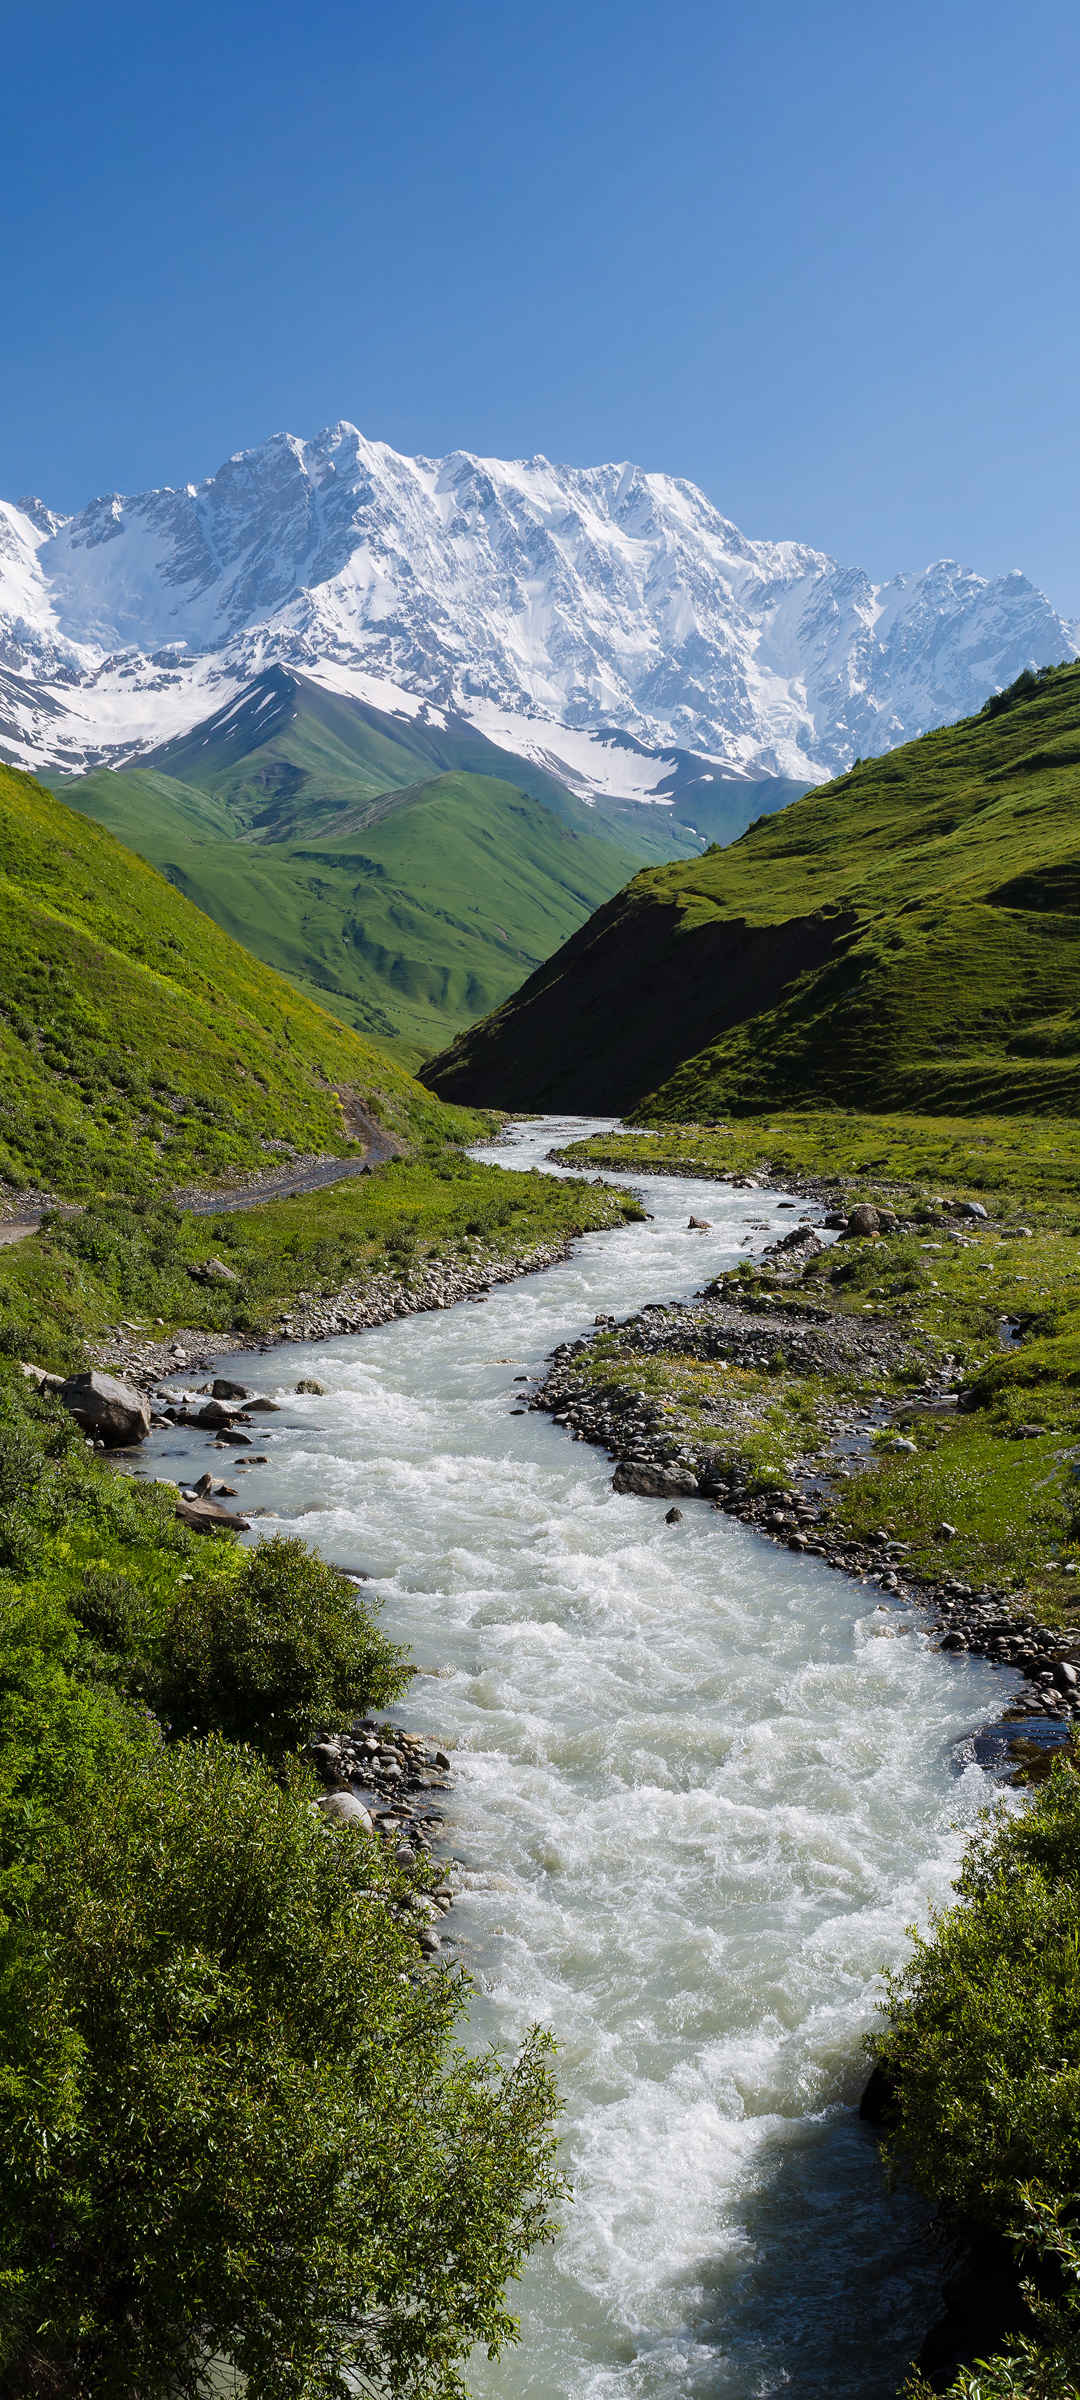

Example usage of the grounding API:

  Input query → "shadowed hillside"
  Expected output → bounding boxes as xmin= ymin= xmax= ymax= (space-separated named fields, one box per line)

xmin=423 ymin=663 xmax=1080 ymax=1120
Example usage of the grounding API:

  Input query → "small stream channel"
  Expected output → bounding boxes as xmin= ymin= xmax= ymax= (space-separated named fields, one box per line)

xmin=144 ymin=1118 xmax=1016 ymax=2398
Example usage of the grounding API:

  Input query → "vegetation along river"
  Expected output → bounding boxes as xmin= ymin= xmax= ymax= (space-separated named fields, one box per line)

xmin=146 ymin=1119 xmax=1016 ymax=2399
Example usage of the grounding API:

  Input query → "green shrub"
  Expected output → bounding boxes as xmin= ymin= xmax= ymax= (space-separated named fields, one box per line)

xmin=76 ymin=1535 xmax=410 ymax=1755
xmin=0 ymin=1736 xmax=563 ymax=2399
xmin=879 ymin=1759 xmax=1080 ymax=2231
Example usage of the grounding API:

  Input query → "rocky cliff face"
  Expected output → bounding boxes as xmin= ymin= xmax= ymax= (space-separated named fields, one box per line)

xmin=1 ymin=422 xmax=1074 ymax=794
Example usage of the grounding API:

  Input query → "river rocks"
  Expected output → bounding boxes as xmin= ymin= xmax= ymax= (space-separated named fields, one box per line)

xmin=296 ymin=1378 xmax=326 ymax=1395
xmin=665 ymin=1506 xmax=683 ymax=1524
xmin=211 ymin=1377 xmax=250 ymax=1400
xmin=687 ymin=1215 xmax=711 ymax=1230
xmin=194 ymin=1398 xmax=243 ymax=1428
xmin=59 ymin=1369 xmax=150 ymax=1446
xmin=174 ymin=1492 xmax=251 ymax=1534
xmin=612 ymin=1461 xmax=699 ymax=1498
xmin=316 ymin=1791 xmax=374 ymax=1833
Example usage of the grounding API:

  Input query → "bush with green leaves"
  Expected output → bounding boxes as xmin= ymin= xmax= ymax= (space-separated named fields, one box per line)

xmin=878 ymin=1761 xmax=1080 ymax=2232
xmin=902 ymin=2190 xmax=1080 ymax=2400
xmin=76 ymin=1533 xmax=410 ymax=1755
xmin=0 ymin=1734 xmax=563 ymax=2399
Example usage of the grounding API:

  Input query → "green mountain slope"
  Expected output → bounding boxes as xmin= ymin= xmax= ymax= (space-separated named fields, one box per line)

xmin=55 ymin=737 xmax=653 ymax=1063
xmin=423 ymin=662 xmax=1080 ymax=1119
xmin=0 ymin=758 xmax=471 ymax=1199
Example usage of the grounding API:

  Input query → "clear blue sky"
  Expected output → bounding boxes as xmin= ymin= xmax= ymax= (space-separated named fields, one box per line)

xmin=6 ymin=0 xmax=1080 ymax=607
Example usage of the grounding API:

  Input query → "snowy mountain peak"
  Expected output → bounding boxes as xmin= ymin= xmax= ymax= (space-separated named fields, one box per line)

xmin=0 ymin=423 xmax=1075 ymax=790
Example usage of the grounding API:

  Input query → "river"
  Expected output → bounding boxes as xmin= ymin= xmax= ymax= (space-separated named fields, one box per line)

xmin=148 ymin=1117 xmax=1012 ymax=2398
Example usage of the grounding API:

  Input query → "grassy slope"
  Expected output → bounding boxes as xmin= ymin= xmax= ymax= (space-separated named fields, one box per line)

xmin=59 ymin=760 xmax=652 ymax=1063
xmin=0 ymin=758 xmax=474 ymax=1200
xmin=424 ymin=663 xmax=1080 ymax=1117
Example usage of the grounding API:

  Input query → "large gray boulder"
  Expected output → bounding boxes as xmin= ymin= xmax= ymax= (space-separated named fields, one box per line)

xmin=612 ymin=1460 xmax=699 ymax=1498
xmin=60 ymin=1370 xmax=151 ymax=1446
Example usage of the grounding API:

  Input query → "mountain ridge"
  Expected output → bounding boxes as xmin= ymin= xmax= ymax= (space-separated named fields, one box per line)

xmin=1 ymin=422 xmax=1074 ymax=796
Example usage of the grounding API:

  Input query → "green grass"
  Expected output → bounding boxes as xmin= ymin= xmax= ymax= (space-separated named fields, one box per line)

xmin=0 ymin=1154 xmax=644 ymax=1373
xmin=0 ymin=757 xmax=483 ymax=1200
xmin=425 ymin=661 xmax=1080 ymax=1116
xmin=555 ymin=1112 xmax=1080 ymax=1628
xmin=555 ymin=1112 xmax=1080 ymax=1214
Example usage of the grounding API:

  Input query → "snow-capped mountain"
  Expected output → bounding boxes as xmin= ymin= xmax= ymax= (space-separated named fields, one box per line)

xmin=0 ymin=422 xmax=1074 ymax=792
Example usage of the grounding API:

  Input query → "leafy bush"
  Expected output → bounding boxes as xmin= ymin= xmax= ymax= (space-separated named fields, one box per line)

xmin=879 ymin=1760 xmax=1080 ymax=2231
xmin=77 ymin=1535 xmax=409 ymax=1754
xmin=0 ymin=1736 xmax=563 ymax=2399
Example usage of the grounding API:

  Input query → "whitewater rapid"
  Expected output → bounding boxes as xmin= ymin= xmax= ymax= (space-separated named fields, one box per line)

xmin=149 ymin=1119 xmax=1011 ymax=2398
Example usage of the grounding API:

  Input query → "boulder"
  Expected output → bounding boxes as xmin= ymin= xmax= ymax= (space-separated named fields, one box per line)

xmin=296 ymin=1377 xmax=326 ymax=1395
xmin=211 ymin=1377 xmax=250 ymax=1401
xmin=174 ymin=1493 xmax=251 ymax=1535
xmin=957 ymin=1199 xmax=989 ymax=1221
xmin=188 ymin=1256 xmax=240 ymax=1285
xmin=316 ymin=1791 xmax=373 ymax=1834
xmin=612 ymin=1461 xmax=699 ymax=1498
xmin=59 ymin=1369 xmax=150 ymax=1447
xmin=687 ymin=1215 xmax=711 ymax=1231
xmin=845 ymin=1203 xmax=880 ymax=1238
xmin=309 ymin=1741 xmax=350 ymax=1790
xmin=665 ymin=1505 xmax=684 ymax=1524
xmin=194 ymin=1398 xmax=239 ymax=1428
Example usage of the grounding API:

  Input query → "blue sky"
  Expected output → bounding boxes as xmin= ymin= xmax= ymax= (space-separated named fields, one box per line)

xmin=6 ymin=0 xmax=1080 ymax=607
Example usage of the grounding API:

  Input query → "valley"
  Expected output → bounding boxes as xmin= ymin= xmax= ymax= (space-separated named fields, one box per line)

xmin=0 ymin=436 xmax=1078 ymax=2400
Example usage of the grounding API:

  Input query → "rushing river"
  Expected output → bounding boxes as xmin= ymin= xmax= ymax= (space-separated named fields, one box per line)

xmin=148 ymin=1118 xmax=1013 ymax=2398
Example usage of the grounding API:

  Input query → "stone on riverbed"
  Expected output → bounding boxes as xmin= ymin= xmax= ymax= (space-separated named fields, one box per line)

xmin=316 ymin=1791 xmax=374 ymax=1833
xmin=174 ymin=1493 xmax=251 ymax=1535
xmin=59 ymin=1369 xmax=150 ymax=1447
xmin=612 ymin=1460 xmax=699 ymax=1498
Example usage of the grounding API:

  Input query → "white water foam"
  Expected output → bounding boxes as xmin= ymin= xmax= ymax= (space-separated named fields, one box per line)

xmin=148 ymin=1120 xmax=1012 ymax=2397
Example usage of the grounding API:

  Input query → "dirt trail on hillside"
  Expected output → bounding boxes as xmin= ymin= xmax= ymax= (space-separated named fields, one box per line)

xmin=1 ymin=1104 xmax=401 ymax=1245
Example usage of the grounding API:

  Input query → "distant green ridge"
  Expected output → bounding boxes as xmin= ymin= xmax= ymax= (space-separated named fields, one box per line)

xmin=0 ymin=758 xmax=473 ymax=1199
xmin=53 ymin=669 xmax=679 ymax=1063
xmin=423 ymin=661 xmax=1080 ymax=1119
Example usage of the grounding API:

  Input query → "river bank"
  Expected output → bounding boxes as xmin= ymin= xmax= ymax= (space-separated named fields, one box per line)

xmin=92 ymin=1222 xmax=626 ymax=1388
xmin=530 ymin=1236 xmax=1080 ymax=1740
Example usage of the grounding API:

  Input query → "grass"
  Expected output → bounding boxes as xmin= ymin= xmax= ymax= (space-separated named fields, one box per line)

xmin=555 ymin=1113 xmax=1080 ymax=1628
xmin=0 ymin=1154 xmax=645 ymax=1374
xmin=426 ymin=661 xmax=1080 ymax=1116
xmin=555 ymin=1112 xmax=1080 ymax=1214
xmin=0 ymin=756 xmax=483 ymax=1201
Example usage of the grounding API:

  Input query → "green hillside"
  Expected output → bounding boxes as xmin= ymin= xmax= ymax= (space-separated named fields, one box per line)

xmin=0 ymin=758 xmax=473 ymax=1199
xmin=424 ymin=661 xmax=1080 ymax=1119
xmin=53 ymin=670 xmax=673 ymax=1062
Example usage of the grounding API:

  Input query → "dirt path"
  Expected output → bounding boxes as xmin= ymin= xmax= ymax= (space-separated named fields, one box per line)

xmin=1 ymin=1123 xmax=400 ymax=1247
